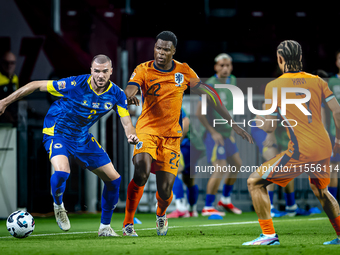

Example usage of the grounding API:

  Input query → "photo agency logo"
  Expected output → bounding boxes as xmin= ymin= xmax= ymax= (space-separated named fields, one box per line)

xmin=198 ymin=81 xmax=311 ymax=128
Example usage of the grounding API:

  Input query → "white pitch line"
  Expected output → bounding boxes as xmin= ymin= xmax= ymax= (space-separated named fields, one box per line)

xmin=0 ymin=217 xmax=328 ymax=239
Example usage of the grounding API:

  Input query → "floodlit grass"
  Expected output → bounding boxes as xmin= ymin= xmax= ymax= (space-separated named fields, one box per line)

xmin=0 ymin=212 xmax=339 ymax=254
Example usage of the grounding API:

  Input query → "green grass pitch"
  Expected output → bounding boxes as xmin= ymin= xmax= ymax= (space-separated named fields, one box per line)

xmin=0 ymin=212 xmax=339 ymax=254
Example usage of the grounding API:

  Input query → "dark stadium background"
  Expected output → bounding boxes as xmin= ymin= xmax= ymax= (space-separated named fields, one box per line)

xmin=1 ymin=0 xmax=340 ymax=214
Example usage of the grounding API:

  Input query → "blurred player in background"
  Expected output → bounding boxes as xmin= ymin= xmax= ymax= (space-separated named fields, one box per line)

xmin=0 ymin=55 xmax=139 ymax=237
xmin=0 ymin=51 xmax=19 ymax=125
xmin=123 ymin=31 xmax=253 ymax=236
xmin=168 ymin=108 xmax=205 ymax=218
xmin=196 ymin=53 xmax=242 ymax=216
xmin=327 ymin=50 xmax=340 ymax=200
xmin=244 ymin=40 xmax=340 ymax=245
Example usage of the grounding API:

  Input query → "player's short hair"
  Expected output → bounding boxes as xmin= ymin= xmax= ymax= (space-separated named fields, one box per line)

xmin=214 ymin=53 xmax=232 ymax=63
xmin=156 ymin=31 xmax=177 ymax=48
xmin=91 ymin=55 xmax=112 ymax=67
xmin=277 ymin=40 xmax=302 ymax=71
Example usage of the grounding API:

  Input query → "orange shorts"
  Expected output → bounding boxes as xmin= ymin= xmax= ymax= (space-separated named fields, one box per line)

xmin=133 ymin=133 xmax=181 ymax=176
xmin=257 ymin=151 xmax=330 ymax=189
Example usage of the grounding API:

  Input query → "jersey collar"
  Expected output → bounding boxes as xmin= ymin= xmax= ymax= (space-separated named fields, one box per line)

xmin=87 ymin=76 xmax=112 ymax=95
xmin=153 ymin=60 xmax=175 ymax=72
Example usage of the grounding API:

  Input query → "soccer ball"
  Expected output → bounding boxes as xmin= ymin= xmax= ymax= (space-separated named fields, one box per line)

xmin=6 ymin=210 xmax=35 ymax=238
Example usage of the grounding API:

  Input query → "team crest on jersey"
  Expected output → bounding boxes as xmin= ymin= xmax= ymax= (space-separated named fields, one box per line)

xmin=53 ymin=143 xmax=63 ymax=149
xmin=136 ymin=141 xmax=143 ymax=150
xmin=175 ymin=73 xmax=184 ymax=86
xmin=104 ymin=102 xmax=113 ymax=110
xmin=57 ymin=81 xmax=66 ymax=90
xmin=71 ymin=80 xmax=77 ymax=86
xmin=82 ymin=100 xmax=89 ymax=106
xmin=92 ymin=103 xmax=100 ymax=108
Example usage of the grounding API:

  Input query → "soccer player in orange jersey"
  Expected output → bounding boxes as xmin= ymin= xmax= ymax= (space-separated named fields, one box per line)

xmin=244 ymin=40 xmax=340 ymax=245
xmin=122 ymin=31 xmax=253 ymax=236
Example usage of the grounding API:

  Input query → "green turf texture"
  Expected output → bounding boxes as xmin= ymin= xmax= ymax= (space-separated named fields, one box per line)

xmin=0 ymin=212 xmax=339 ymax=254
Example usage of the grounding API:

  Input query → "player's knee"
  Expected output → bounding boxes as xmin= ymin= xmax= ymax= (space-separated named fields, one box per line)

xmin=247 ymin=172 xmax=262 ymax=191
xmin=133 ymin=160 xmax=150 ymax=186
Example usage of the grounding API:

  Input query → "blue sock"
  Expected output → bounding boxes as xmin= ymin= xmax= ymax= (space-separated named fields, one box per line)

xmin=172 ymin=176 xmax=184 ymax=199
xmin=284 ymin=192 xmax=296 ymax=207
xmin=101 ymin=176 xmax=121 ymax=225
xmin=268 ymin=191 xmax=274 ymax=205
xmin=187 ymin=185 xmax=199 ymax=206
xmin=205 ymin=194 xmax=215 ymax=207
xmin=329 ymin=187 xmax=338 ymax=199
xmin=222 ymin=184 xmax=233 ymax=197
xmin=50 ymin=171 xmax=70 ymax=205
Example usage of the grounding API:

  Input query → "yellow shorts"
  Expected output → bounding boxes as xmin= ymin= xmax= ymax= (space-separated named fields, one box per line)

xmin=133 ymin=133 xmax=181 ymax=176
xmin=257 ymin=151 xmax=330 ymax=189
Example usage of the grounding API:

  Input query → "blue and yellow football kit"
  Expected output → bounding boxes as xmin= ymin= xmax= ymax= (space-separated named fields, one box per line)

xmin=42 ymin=74 xmax=129 ymax=170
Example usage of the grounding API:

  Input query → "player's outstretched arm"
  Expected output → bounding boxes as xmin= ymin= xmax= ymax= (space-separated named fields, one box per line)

xmin=0 ymin=80 xmax=48 ymax=116
xmin=327 ymin=97 xmax=340 ymax=155
xmin=191 ymin=82 xmax=253 ymax=144
xmin=124 ymin=85 xmax=140 ymax=106
xmin=120 ymin=116 xmax=139 ymax=145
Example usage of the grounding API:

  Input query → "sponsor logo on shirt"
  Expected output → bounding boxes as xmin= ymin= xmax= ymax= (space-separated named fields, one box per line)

xmin=54 ymin=143 xmax=63 ymax=149
xmin=130 ymin=72 xmax=136 ymax=80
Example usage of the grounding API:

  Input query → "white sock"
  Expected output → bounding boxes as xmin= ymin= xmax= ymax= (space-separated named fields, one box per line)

xmin=285 ymin=204 xmax=298 ymax=210
xmin=99 ymin=223 xmax=110 ymax=229
xmin=271 ymin=204 xmax=274 ymax=209
xmin=264 ymin=233 xmax=276 ymax=237
xmin=189 ymin=204 xmax=197 ymax=212
xmin=175 ymin=198 xmax=188 ymax=212
xmin=220 ymin=196 xmax=231 ymax=204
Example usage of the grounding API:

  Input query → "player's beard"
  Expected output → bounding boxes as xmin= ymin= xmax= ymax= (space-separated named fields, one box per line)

xmin=93 ymin=77 xmax=109 ymax=89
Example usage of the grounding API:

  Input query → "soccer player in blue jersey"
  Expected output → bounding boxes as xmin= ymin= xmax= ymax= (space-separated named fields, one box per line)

xmin=0 ymin=55 xmax=139 ymax=237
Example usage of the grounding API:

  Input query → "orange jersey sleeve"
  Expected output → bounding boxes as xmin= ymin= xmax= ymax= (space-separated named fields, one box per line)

xmin=265 ymin=72 xmax=332 ymax=161
xmin=129 ymin=60 xmax=198 ymax=137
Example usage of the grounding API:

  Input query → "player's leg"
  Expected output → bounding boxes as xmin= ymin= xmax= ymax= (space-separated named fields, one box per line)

xmin=329 ymin=162 xmax=339 ymax=199
xmin=310 ymin=183 xmax=340 ymax=245
xmin=183 ymin=173 xmax=199 ymax=217
xmin=92 ymin=162 xmax=121 ymax=237
xmin=43 ymin=135 xmax=72 ymax=231
xmin=50 ymin=155 xmax=71 ymax=231
xmin=76 ymin=134 xmax=121 ymax=236
xmin=168 ymin=150 xmax=189 ymax=219
xmin=243 ymin=171 xmax=280 ymax=245
xmin=123 ymin=152 xmax=153 ymax=236
xmin=155 ymin=170 xmax=176 ymax=236
xmin=202 ymin=159 xmax=226 ymax=216
xmin=243 ymin=152 xmax=296 ymax=245
xmin=218 ymin=151 xmax=242 ymax=214
xmin=307 ymin=160 xmax=340 ymax=245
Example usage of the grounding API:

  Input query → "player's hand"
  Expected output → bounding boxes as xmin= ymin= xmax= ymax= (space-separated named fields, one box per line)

xmin=0 ymin=100 xmax=7 ymax=116
xmin=211 ymin=131 xmax=224 ymax=146
xmin=127 ymin=134 xmax=139 ymax=145
xmin=127 ymin=96 xmax=140 ymax=106
xmin=333 ymin=143 xmax=340 ymax=156
xmin=232 ymin=125 xmax=254 ymax=144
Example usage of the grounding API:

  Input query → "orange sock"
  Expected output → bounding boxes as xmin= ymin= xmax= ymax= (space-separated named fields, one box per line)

xmin=329 ymin=215 xmax=340 ymax=235
xmin=123 ymin=179 xmax=145 ymax=226
xmin=156 ymin=191 xmax=173 ymax=216
xmin=258 ymin=218 xmax=276 ymax=235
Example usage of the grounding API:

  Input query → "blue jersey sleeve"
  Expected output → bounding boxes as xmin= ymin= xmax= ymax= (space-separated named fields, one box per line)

xmin=47 ymin=76 xmax=82 ymax=97
xmin=114 ymin=88 xmax=130 ymax=118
